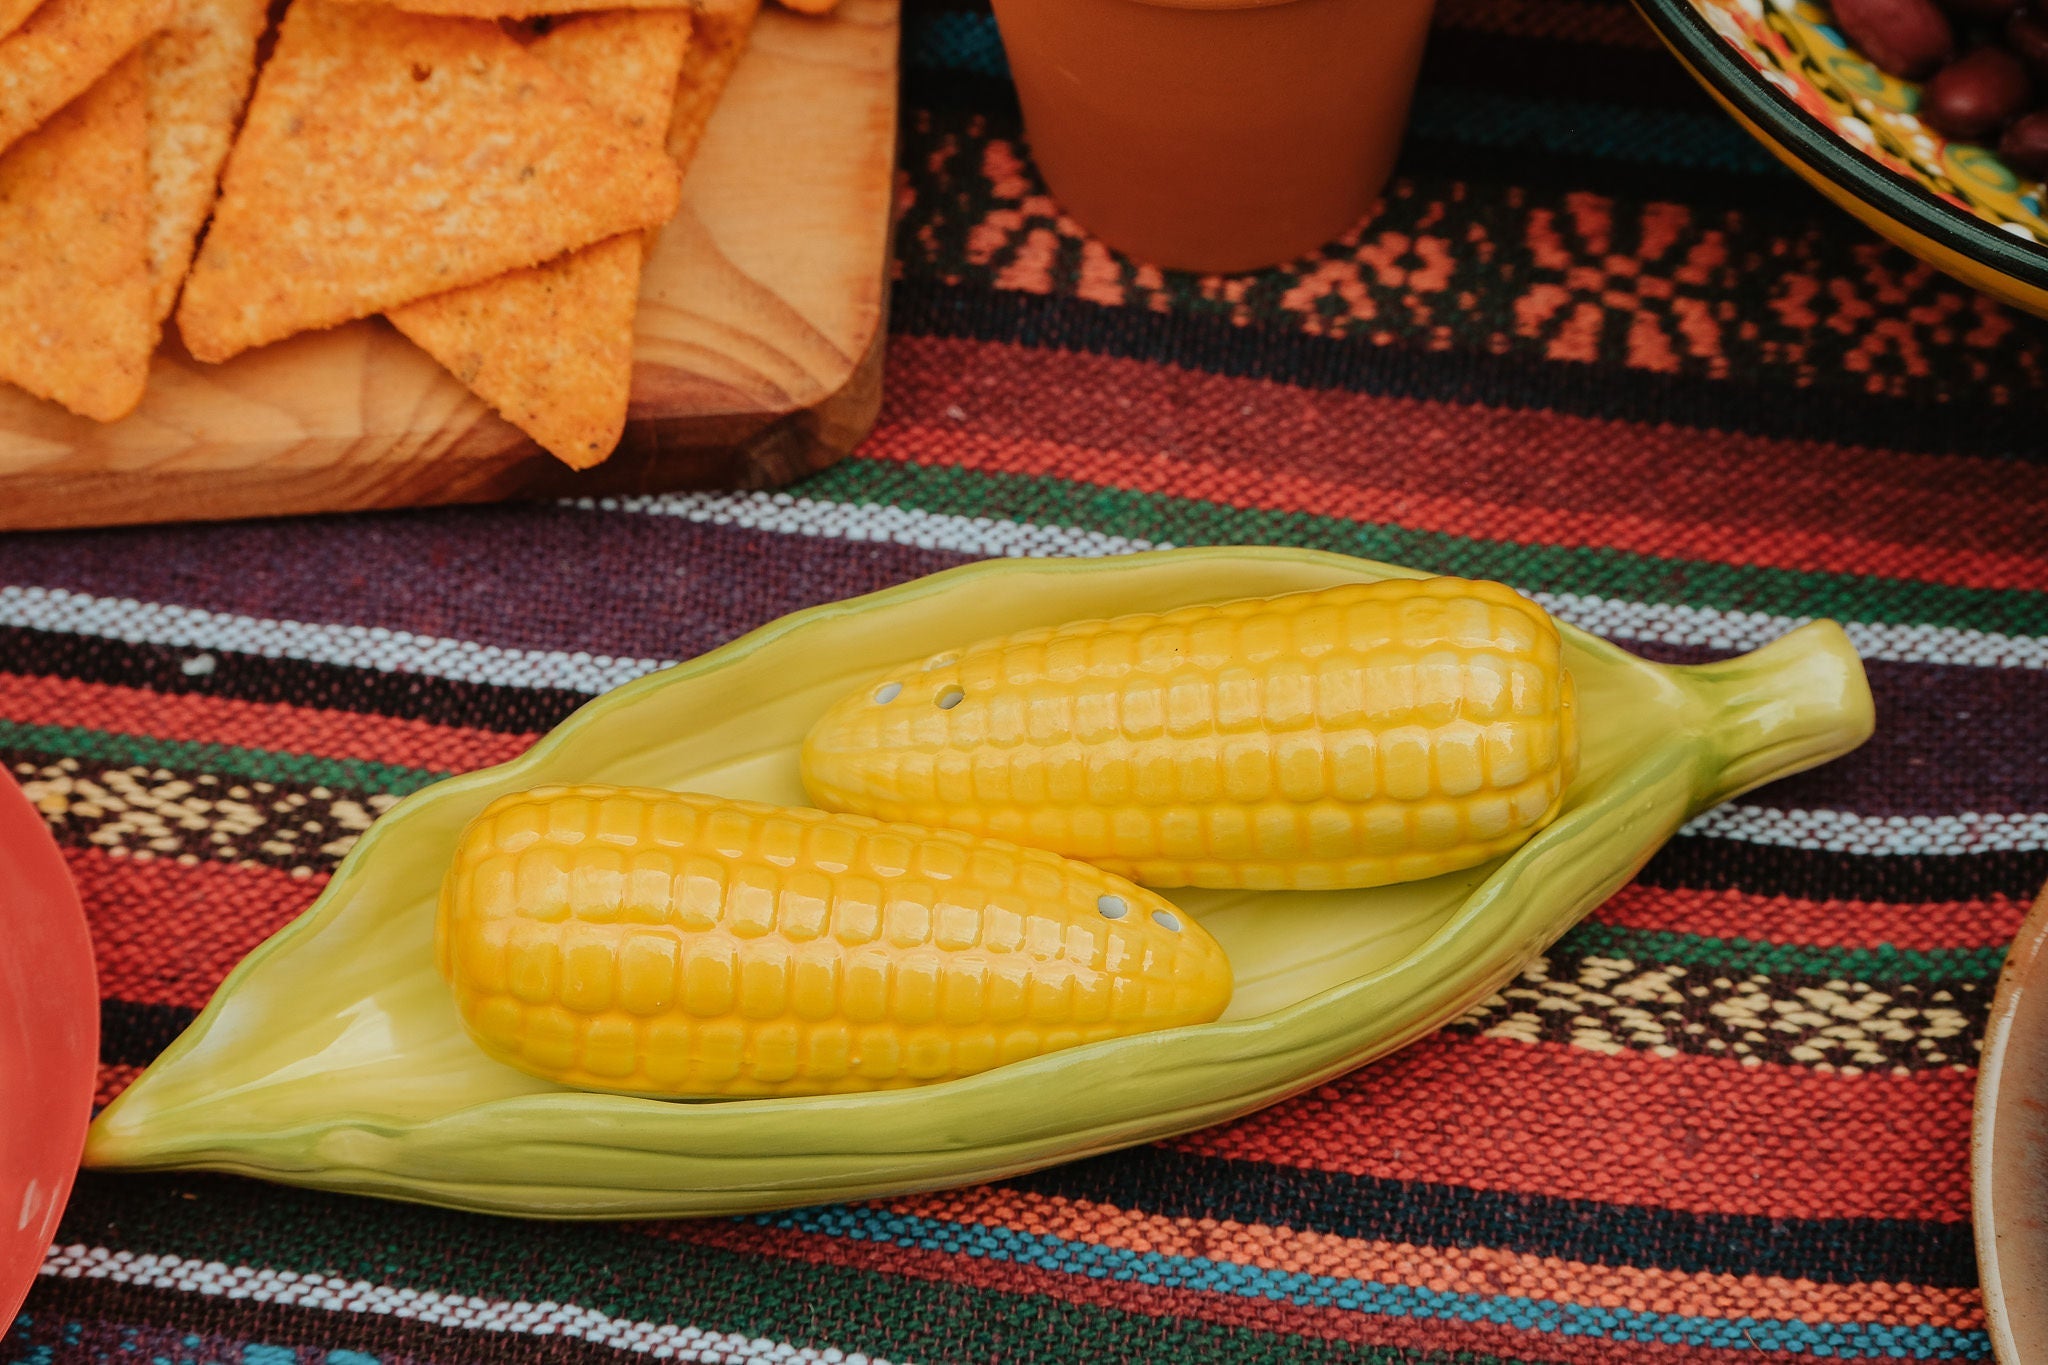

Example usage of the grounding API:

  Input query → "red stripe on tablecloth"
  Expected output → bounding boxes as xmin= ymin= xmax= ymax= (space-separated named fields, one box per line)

xmin=0 ymin=673 xmax=537 ymax=771
xmin=1588 ymin=884 xmax=2029 ymax=950
xmin=871 ymin=336 xmax=2048 ymax=589
xmin=672 ymin=1219 xmax=1822 ymax=1365
xmin=66 ymin=847 xmax=325 ymax=1010
xmin=95 ymin=1063 xmax=142 ymax=1108
xmin=1171 ymin=1033 xmax=1972 ymax=1222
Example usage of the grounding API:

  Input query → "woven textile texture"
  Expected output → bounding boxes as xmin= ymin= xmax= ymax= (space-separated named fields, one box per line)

xmin=10 ymin=0 xmax=2048 ymax=1359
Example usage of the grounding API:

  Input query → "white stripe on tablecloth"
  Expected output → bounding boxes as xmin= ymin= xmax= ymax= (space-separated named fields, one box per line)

xmin=563 ymin=490 xmax=1165 ymax=559
xmin=1677 ymin=806 xmax=2048 ymax=854
xmin=575 ymin=491 xmax=2048 ymax=670
xmin=0 ymin=584 xmax=669 ymax=694
xmin=9 ymin=497 xmax=2046 ymax=681
xmin=40 ymin=1245 xmax=900 ymax=1365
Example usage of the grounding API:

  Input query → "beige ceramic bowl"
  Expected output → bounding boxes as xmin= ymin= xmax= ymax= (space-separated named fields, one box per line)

xmin=1975 ymin=885 xmax=2048 ymax=1363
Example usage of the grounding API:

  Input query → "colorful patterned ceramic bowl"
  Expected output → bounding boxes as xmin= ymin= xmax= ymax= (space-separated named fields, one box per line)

xmin=1632 ymin=0 xmax=2048 ymax=316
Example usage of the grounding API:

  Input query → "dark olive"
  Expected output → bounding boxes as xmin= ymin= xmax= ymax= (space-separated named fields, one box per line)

xmin=1941 ymin=0 xmax=2023 ymax=22
xmin=1921 ymin=44 xmax=2033 ymax=139
xmin=1999 ymin=109 xmax=2048 ymax=175
xmin=1834 ymin=0 xmax=1956 ymax=76
xmin=2005 ymin=9 xmax=2048 ymax=77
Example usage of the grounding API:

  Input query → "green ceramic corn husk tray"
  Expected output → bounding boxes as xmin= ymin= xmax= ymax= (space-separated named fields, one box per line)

xmin=86 ymin=548 xmax=1875 ymax=1219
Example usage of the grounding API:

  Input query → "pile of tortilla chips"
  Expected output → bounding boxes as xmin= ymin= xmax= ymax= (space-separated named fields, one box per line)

xmin=0 ymin=0 xmax=799 ymax=466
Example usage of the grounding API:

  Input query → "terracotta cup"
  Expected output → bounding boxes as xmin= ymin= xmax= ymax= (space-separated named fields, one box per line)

xmin=989 ymin=0 xmax=1438 ymax=273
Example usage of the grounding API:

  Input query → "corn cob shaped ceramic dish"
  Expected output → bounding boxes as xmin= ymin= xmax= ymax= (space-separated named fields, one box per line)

xmin=85 ymin=547 xmax=1875 ymax=1218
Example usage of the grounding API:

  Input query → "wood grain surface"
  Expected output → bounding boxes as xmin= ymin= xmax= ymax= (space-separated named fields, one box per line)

xmin=0 ymin=0 xmax=899 ymax=531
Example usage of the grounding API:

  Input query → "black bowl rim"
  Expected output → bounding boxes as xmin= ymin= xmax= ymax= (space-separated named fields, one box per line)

xmin=1629 ymin=0 xmax=2048 ymax=294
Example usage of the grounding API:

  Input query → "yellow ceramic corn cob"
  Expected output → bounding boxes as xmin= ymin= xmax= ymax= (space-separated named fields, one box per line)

xmin=801 ymin=576 xmax=1578 ymax=890
xmin=436 ymin=785 xmax=1233 ymax=1097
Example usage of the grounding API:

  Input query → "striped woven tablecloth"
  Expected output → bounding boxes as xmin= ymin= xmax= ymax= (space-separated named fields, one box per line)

xmin=10 ymin=0 xmax=2048 ymax=1360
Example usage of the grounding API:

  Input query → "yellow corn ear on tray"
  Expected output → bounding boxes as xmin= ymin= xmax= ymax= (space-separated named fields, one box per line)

xmin=82 ymin=548 xmax=1874 ymax=1219
xmin=803 ymin=577 xmax=1577 ymax=890
xmin=439 ymin=787 xmax=1231 ymax=1097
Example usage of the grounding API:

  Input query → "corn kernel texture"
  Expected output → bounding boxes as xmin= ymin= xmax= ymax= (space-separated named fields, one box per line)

xmin=801 ymin=577 xmax=1579 ymax=889
xmin=437 ymin=786 xmax=1234 ymax=1096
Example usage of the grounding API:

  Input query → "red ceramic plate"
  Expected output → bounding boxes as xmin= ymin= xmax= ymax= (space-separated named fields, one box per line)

xmin=0 ymin=772 xmax=96 ymax=1330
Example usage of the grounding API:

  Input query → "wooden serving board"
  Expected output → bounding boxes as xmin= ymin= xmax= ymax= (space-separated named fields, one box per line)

xmin=0 ymin=0 xmax=899 ymax=532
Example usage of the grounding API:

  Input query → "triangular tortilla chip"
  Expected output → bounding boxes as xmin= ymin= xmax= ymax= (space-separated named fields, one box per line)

xmin=667 ymin=0 xmax=760 ymax=171
xmin=530 ymin=7 xmax=692 ymax=141
xmin=144 ymin=0 xmax=269 ymax=322
xmin=333 ymin=0 xmax=685 ymax=14
xmin=0 ymin=0 xmax=173 ymax=159
xmin=387 ymin=10 xmax=691 ymax=468
xmin=392 ymin=237 xmax=648 ymax=469
xmin=174 ymin=0 xmax=684 ymax=364
xmin=0 ymin=0 xmax=43 ymax=44
xmin=0 ymin=53 xmax=153 ymax=422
